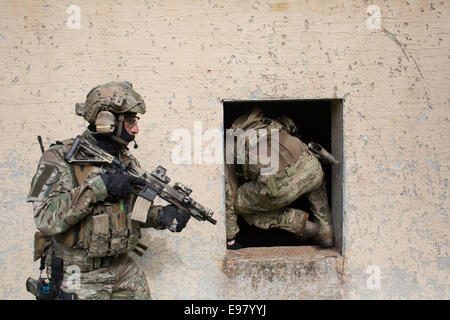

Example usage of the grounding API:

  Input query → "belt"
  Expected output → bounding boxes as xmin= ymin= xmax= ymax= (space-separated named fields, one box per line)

xmin=92 ymin=256 xmax=115 ymax=270
xmin=51 ymin=240 xmax=116 ymax=272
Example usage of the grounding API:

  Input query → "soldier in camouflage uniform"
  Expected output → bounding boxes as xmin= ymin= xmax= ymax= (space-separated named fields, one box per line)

xmin=225 ymin=106 xmax=334 ymax=249
xmin=27 ymin=81 xmax=191 ymax=299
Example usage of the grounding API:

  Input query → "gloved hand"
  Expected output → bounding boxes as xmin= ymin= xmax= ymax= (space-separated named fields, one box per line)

xmin=157 ymin=205 xmax=190 ymax=232
xmin=226 ymin=237 xmax=243 ymax=250
xmin=101 ymin=171 xmax=135 ymax=199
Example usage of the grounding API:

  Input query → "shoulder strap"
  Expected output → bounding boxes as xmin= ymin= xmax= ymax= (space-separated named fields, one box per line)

xmin=55 ymin=138 xmax=95 ymax=248
xmin=58 ymin=138 xmax=96 ymax=186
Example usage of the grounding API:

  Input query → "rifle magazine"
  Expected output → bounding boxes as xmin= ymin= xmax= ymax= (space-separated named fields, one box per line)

xmin=130 ymin=196 xmax=152 ymax=223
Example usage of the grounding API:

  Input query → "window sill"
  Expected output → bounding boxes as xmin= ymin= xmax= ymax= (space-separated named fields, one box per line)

xmin=223 ymin=246 xmax=344 ymax=299
xmin=226 ymin=245 xmax=340 ymax=262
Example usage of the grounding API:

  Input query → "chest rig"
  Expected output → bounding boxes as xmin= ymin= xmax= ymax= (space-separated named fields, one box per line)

xmin=232 ymin=112 xmax=300 ymax=182
xmin=55 ymin=139 xmax=141 ymax=258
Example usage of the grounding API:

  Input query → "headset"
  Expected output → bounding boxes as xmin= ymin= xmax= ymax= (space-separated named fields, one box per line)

xmin=95 ymin=110 xmax=117 ymax=134
xmin=94 ymin=110 xmax=139 ymax=149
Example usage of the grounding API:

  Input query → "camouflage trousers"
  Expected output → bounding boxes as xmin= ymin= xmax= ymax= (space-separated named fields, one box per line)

xmin=58 ymin=254 xmax=152 ymax=300
xmin=227 ymin=150 xmax=333 ymax=241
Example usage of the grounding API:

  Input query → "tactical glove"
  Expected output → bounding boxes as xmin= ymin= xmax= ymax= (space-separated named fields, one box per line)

xmin=101 ymin=171 xmax=135 ymax=199
xmin=157 ymin=205 xmax=190 ymax=232
xmin=226 ymin=237 xmax=243 ymax=250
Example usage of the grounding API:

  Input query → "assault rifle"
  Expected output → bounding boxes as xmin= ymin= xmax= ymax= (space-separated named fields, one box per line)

xmin=64 ymin=135 xmax=217 ymax=227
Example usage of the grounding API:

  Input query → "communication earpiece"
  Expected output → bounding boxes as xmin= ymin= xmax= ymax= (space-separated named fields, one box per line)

xmin=95 ymin=111 xmax=117 ymax=133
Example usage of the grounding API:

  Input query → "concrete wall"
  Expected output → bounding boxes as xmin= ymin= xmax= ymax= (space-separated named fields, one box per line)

xmin=0 ymin=0 xmax=448 ymax=299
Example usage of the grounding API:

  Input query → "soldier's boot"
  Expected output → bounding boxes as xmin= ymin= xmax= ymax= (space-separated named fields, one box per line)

xmin=306 ymin=182 xmax=334 ymax=248
xmin=300 ymin=220 xmax=319 ymax=240
xmin=242 ymin=208 xmax=315 ymax=240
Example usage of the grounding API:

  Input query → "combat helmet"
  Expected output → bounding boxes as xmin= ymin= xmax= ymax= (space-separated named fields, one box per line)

xmin=75 ymin=81 xmax=146 ymax=144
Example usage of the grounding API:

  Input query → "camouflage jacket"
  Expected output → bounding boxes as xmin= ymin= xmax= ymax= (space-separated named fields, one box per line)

xmin=27 ymin=130 xmax=162 ymax=258
xmin=230 ymin=107 xmax=309 ymax=181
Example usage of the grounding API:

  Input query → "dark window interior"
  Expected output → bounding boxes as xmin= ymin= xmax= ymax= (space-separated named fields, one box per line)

xmin=223 ymin=100 xmax=334 ymax=248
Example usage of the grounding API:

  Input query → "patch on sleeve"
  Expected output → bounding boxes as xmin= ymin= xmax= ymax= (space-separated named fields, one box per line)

xmin=29 ymin=164 xmax=58 ymax=199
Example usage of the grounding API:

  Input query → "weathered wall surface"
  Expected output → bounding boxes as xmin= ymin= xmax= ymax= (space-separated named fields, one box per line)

xmin=224 ymin=247 xmax=345 ymax=299
xmin=0 ymin=0 xmax=448 ymax=299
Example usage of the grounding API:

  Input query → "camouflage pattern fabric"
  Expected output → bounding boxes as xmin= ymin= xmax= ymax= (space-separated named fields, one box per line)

xmin=226 ymin=108 xmax=334 ymax=241
xmin=58 ymin=254 xmax=151 ymax=300
xmin=234 ymin=151 xmax=324 ymax=214
xmin=232 ymin=151 xmax=333 ymax=238
xmin=75 ymin=81 xmax=146 ymax=123
xmin=28 ymin=129 xmax=161 ymax=299
xmin=28 ymin=135 xmax=108 ymax=236
xmin=304 ymin=181 xmax=334 ymax=241
xmin=225 ymin=164 xmax=240 ymax=239
xmin=241 ymin=207 xmax=309 ymax=236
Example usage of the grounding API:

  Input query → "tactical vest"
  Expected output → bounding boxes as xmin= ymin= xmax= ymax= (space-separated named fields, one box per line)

xmin=53 ymin=139 xmax=141 ymax=258
xmin=230 ymin=107 xmax=308 ymax=181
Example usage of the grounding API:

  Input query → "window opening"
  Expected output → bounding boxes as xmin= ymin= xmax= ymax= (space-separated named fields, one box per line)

xmin=223 ymin=99 xmax=343 ymax=253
